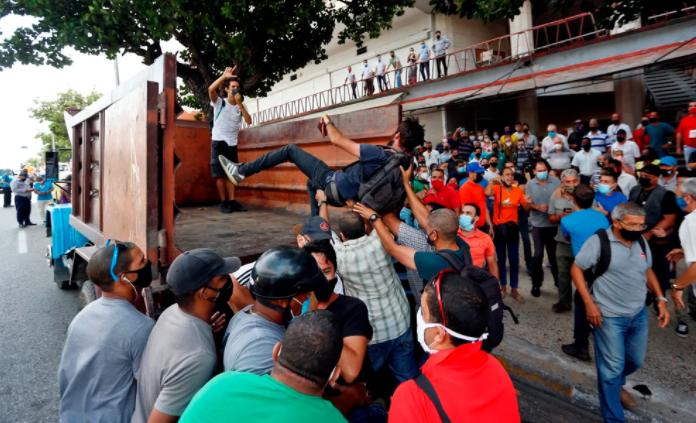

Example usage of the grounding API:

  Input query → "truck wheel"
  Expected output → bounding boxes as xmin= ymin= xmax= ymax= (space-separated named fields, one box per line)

xmin=80 ymin=280 xmax=97 ymax=308
xmin=55 ymin=268 xmax=71 ymax=290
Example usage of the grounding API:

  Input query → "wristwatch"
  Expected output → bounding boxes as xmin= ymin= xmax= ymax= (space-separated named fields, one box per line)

xmin=325 ymin=120 xmax=335 ymax=127
xmin=317 ymin=200 xmax=327 ymax=208
xmin=671 ymin=283 xmax=684 ymax=291
xmin=370 ymin=214 xmax=381 ymax=222
xmin=657 ymin=296 xmax=668 ymax=303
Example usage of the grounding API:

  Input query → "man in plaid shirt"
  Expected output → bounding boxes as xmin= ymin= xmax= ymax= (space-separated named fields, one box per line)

xmin=316 ymin=191 xmax=417 ymax=385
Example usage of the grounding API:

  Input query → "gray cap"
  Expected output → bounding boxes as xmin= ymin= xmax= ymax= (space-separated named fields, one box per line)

xmin=293 ymin=216 xmax=332 ymax=241
xmin=168 ymin=248 xmax=241 ymax=295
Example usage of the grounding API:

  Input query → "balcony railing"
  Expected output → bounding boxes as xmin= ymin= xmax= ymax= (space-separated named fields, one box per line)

xmin=246 ymin=6 xmax=694 ymax=126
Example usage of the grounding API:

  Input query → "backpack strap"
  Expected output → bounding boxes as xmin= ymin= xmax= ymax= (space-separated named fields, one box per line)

xmin=593 ymin=229 xmax=612 ymax=282
xmin=636 ymin=236 xmax=647 ymax=257
xmin=414 ymin=374 xmax=453 ymax=423
xmin=214 ymin=99 xmax=226 ymax=123
xmin=436 ymin=251 xmax=465 ymax=273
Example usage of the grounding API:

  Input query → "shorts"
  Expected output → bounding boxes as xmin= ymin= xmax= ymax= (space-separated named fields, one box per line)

xmin=211 ymin=141 xmax=238 ymax=178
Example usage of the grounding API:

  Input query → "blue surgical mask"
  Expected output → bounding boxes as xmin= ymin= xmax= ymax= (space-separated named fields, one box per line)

xmin=598 ymin=183 xmax=612 ymax=195
xmin=493 ymin=135 xmax=499 ymax=140
xmin=459 ymin=214 xmax=475 ymax=231
xmin=676 ymin=197 xmax=687 ymax=210
xmin=364 ymin=63 xmax=368 ymax=67
xmin=548 ymin=131 xmax=556 ymax=138
xmin=537 ymin=171 xmax=548 ymax=181
xmin=457 ymin=167 xmax=466 ymax=173
xmin=378 ymin=57 xmax=381 ymax=62
xmin=400 ymin=208 xmax=412 ymax=221
xmin=414 ymin=219 xmax=420 ymax=230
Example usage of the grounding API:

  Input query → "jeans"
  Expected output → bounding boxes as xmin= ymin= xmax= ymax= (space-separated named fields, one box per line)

xmin=238 ymin=144 xmax=333 ymax=217
xmin=3 ymin=187 xmax=11 ymax=206
xmin=367 ymin=327 xmax=418 ymax=386
xmin=518 ymin=208 xmax=532 ymax=268
xmin=419 ymin=62 xmax=429 ymax=81
xmin=351 ymin=83 xmax=358 ymax=99
xmin=435 ymin=56 xmax=447 ymax=77
xmin=649 ymin=242 xmax=671 ymax=292
xmin=654 ymin=146 xmax=668 ymax=158
xmin=495 ymin=240 xmax=520 ymax=288
xmin=395 ymin=69 xmax=402 ymax=88
xmin=556 ymin=242 xmax=574 ymax=307
xmin=594 ymin=307 xmax=648 ymax=423
xmin=15 ymin=195 xmax=31 ymax=225
xmin=364 ymin=79 xmax=374 ymax=96
xmin=531 ymin=226 xmax=559 ymax=287
xmin=574 ymin=291 xmax=591 ymax=350
xmin=377 ymin=75 xmax=387 ymax=92
xmin=684 ymin=146 xmax=696 ymax=160
xmin=348 ymin=404 xmax=388 ymax=423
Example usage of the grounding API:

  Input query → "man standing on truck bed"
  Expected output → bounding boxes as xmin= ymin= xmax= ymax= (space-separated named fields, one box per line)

xmin=219 ymin=114 xmax=424 ymax=216
xmin=209 ymin=65 xmax=252 ymax=213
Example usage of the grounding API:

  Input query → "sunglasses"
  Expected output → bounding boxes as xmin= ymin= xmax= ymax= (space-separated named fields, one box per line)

xmin=429 ymin=269 xmax=456 ymax=326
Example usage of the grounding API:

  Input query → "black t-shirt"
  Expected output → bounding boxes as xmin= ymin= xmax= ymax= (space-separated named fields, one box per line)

xmin=513 ymin=172 xmax=527 ymax=187
xmin=635 ymin=188 xmax=679 ymax=222
xmin=567 ymin=132 xmax=584 ymax=151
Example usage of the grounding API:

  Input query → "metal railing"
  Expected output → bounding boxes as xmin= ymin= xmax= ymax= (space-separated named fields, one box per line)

xmin=246 ymin=8 xmax=692 ymax=127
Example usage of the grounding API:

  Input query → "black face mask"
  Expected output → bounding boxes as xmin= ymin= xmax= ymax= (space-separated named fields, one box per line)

xmin=619 ymin=227 xmax=643 ymax=241
xmin=590 ymin=126 xmax=599 ymax=131
xmin=582 ymin=144 xmax=591 ymax=152
xmin=427 ymin=147 xmax=432 ymax=151
xmin=597 ymin=161 xmax=604 ymax=167
xmin=616 ymin=136 xmax=625 ymax=142
xmin=125 ymin=260 xmax=153 ymax=287
xmin=489 ymin=163 xmax=498 ymax=168
xmin=663 ymin=169 xmax=673 ymax=176
xmin=640 ymin=155 xmax=649 ymax=161
xmin=649 ymin=118 xmax=657 ymax=123
xmin=474 ymin=173 xmax=484 ymax=183
xmin=481 ymin=164 xmax=490 ymax=169
xmin=444 ymin=148 xmax=449 ymax=152
xmin=639 ymin=177 xmax=653 ymax=188
xmin=612 ymin=119 xmax=620 ymax=125
xmin=523 ymin=128 xmax=529 ymax=133
xmin=492 ymin=148 xmax=499 ymax=153
xmin=532 ymin=152 xmax=541 ymax=157
xmin=206 ymin=276 xmax=234 ymax=307
xmin=641 ymin=121 xmax=649 ymax=127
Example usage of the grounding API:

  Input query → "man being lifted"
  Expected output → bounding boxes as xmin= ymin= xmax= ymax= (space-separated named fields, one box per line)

xmin=219 ymin=115 xmax=424 ymax=216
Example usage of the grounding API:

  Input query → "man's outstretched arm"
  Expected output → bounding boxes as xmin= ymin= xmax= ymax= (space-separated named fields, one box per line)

xmin=321 ymin=114 xmax=361 ymax=157
xmin=208 ymin=66 xmax=236 ymax=103
xmin=354 ymin=203 xmax=417 ymax=270
xmin=401 ymin=165 xmax=430 ymax=233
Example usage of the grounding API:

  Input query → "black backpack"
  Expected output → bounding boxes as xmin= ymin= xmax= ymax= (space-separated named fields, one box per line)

xmin=436 ymin=251 xmax=519 ymax=353
xmin=356 ymin=146 xmax=412 ymax=214
xmin=584 ymin=229 xmax=646 ymax=287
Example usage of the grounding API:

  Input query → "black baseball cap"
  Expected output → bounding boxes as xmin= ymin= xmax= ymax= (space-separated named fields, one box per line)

xmin=168 ymin=248 xmax=241 ymax=295
xmin=641 ymin=164 xmax=661 ymax=177
xmin=293 ymin=216 xmax=332 ymax=241
xmin=617 ymin=129 xmax=627 ymax=135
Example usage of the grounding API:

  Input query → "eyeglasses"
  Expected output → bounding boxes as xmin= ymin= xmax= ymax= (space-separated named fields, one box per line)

xmin=429 ymin=269 xmax=456 ymax=326
xmin=206 ymin=276 xmax=233 ymax=294
xmin=618 ymin=220 xmax=648 ymax=231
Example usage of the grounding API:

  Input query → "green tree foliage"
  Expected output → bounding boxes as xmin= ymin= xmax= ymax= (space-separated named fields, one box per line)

xmin=1 ymin=0 xmax=415 ymax=118
xmin=29 ymin=89 xmax=102 ymax=161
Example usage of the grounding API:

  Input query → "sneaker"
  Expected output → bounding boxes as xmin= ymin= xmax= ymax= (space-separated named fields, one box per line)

xmin=689 ymin=311 xmax=696 ymax=323
xmin=531 ymin=285 xmax=541 ymax=298
xmin=561 ymin=343 xmax=591 ymax=361
xmin=219 ymin=156 xmax=245 ymax=186
xmin=220 ymin=201 xmax=232 ymax=214
xmin=19 ymin=223 xmax=26 ymax=228
xmin=25 ymin=221 xmax=37 ymax=226
xmin=552 ymin=302 xmax=572 ymax=313
xmin=228 ymin=200 xmax=247 ymax=212
xmin=542 ymin=263 xmax=551 ymax=269
xmin=675 ymin=320 xmax=688 ymax=338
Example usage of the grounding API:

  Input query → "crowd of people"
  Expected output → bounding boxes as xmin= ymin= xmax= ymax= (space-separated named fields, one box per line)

xmin=55 ymin=77 xmax=696 ymax=423
xmin=344 ymin=31 xmax=452 ymax=99
xmin=3 ymin=166 xmax=71 ymax=228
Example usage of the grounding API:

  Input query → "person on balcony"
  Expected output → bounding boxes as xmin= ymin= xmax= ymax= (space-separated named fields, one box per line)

xmin=417 ymin=40 xmax=431 ymax=81
xmin=407 ymin=48 xmax=417 ymax=85
xmin=344 ymin=66 xmax=358 ymax=100
xmin=208 ymin=65 xmax=252 ymax=214
xmin=374 ymin=54 xmax=387 ymax=92
xmin=387 ymin=51 xmax=403 ymax=89
xmin=360 ymin=59 xmax=374 ymax=96
xmin=219 ymin=114 xmax=424 ymax=217
xmin=432 ymin=30 xmax=451 ymax=78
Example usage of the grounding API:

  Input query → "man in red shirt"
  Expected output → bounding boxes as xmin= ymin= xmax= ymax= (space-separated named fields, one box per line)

xmin=633 ymin=116 xmax=650 ymax=150
xmin=459 ymin=162 xmax=494 ymax=237
xmin=424 ymin=168 xmax=461 ymax=212
xmin=389 ymin=272 xmax=520 ymax=423
xmin=676 ymin=101 xmax=696 ymax=159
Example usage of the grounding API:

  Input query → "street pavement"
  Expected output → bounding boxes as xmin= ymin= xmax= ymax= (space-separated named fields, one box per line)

xmin=0 ymin=199 xmax=82 ymax=422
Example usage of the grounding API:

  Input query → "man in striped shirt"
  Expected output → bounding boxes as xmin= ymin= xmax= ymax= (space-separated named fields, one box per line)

xmin=586 ymin=118 xmax=611 ymax=153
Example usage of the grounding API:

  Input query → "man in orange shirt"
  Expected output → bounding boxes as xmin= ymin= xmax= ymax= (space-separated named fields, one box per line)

xmin=389 ymin=272 xmax=520 ymax=423
xmin=458 ymin=203 xmax=499 ymax=280
xmin=424 ymin=168 xmax=461 ymax=212
xmin=459 ymin=162 xmax=494 ymax=237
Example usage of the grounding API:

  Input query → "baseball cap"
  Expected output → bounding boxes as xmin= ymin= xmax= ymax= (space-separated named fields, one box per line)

xmin=616 ymin=129 xmax=627 ymax=135
xmin=168 ymin=248 xmax=241 ymax=295
xmin=466 ymin=162 xmax=485 ymax=173
xmin=293 ymin=216 xmax=332 ymax=241
xmin=640 ymin=164 xmax=661 ymax=177
xmin=659 ymin=156 xmax=678 ymax=167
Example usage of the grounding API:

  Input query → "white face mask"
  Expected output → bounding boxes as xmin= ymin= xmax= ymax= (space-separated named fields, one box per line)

xmin=416 ymin=308 xmax=488 ymax=354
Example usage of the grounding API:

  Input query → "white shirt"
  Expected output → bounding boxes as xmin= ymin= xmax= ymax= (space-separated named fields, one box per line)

xmin=541 ymin=134 xmax=568 ymax=157
xmin=679 ymin=211 xmax=696 ymax=295
xmin=606 ymin=123 xmax=633 ymax=143
xmin=611 ymin=140 xmax=641 ymax=169
xmin=617 ymin=172 xmax=638 ymax=196
xmin=571 ymin=149 xmax=602 ymax=175
xmin=361 ymin=65 xmax=372 ymax=78
xmin=423 ymin=150 xmax=440 ymax=167
xmin=374 ymin=60 xmax=386 ymax=75
xmin=484 ymin=168 xmax=500 ymax=181
xmin=346 ymin=70 xmax=357 ymax=83
xmin=210 ymin=97 xmax=245 ymax=146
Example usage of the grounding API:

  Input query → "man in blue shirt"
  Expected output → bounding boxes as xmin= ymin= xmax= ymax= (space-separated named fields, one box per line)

xmin=34 ymin=175 xmax=54 ymax=224
xmin=418 ymin=40 xmax=431 ymax=81
xmin=561 ymin=184 xmax=611 ymax=256
xmin=2 ymin=169 xmax=13 ymax=207
xmin=594 ymin=171 xmax=627 ymax=223
xmin=643 ymin=111 xmax=675 ymax=158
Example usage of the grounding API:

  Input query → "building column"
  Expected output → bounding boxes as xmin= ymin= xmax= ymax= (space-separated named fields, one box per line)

xmin=517 ymin=90 xmax=539 ymax=135
xmin=441 ymin=108 xmax=448 ymax=139
xmin=509 ymin=1 xmax=533 ymax=58
xmin=613 ymin=70 xmax=646 ymax=128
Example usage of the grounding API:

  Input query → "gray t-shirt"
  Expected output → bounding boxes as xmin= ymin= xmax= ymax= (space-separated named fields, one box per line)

xmin=526 ymin=177 xmax=561 ymax=227
xmin=223 ymin=305 xmax=285 ymax=375
xmin=58 ymin=297 xmax=153 ymax=423
xmin=132 ymin=305 xmax=217 ymax=422
xmin=575 ymin=230 xmax=652 ymax=317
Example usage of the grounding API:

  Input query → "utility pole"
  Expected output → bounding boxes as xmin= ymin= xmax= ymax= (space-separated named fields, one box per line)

xmin=113 ymin=55 xmax=121 ymax=87
xmin=52 ymin=133 xmax=56 ymax=152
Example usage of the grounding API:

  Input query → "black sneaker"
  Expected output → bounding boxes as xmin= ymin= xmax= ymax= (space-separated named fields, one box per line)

xmin=562 ymin=343 xmax=591 ymax=361
xmin=25 ymin=221 xmax=37 ymax=226
xmin=19 ymin=224 xmax=26 ymax=228
xmin=220 ymin=201 xmax=233 ymax=214
xmin=219 ymin=156 xmax=245 ymax=186
xmin=228 ymin=200 xmax=247 ymax=212
xmin=689 ymin=312 xmax=696 ymax=323
xmin=675 ymin=321 xmax=688 ymax=338
xmin=531 ymin=285 xmax=541 ymax=298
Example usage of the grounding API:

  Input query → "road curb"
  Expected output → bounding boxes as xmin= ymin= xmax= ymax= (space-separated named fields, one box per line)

xmin=493 ymin=335 xmax=696 ymax=422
